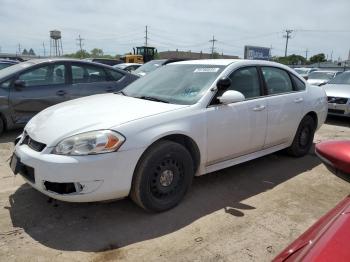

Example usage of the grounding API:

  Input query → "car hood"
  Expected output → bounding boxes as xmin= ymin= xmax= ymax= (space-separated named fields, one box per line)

xmin=25 ymin=94 xmax=187 ymax=146
xmin=323 ymin=84 xmax=350 ymax=97
xmin=308 ymin=79 xmax=328 ymax=86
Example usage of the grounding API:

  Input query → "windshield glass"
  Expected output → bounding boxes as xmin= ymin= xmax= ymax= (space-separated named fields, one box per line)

xmin=133 ymin=60 xmax=166 ymax=74
xmin=328 ymin=72 xmax=350 ymax=85
xmin=124 ymin=64 xmax=225 ymax=105
xmin=0 ymin=61 xmax=34 ymax=79
xmin=308 ymin=71 xmax=335 ymax=80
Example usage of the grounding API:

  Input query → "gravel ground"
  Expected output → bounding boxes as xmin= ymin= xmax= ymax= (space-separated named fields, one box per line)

xmin=0 ymin=116 xmax=349 ymax=262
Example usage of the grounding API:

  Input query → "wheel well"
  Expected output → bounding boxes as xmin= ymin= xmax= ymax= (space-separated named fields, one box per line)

xmin=155 ymin=134 xmax=201 ymax=173
xmin=305 ymin=111 xmax=318 ymax=128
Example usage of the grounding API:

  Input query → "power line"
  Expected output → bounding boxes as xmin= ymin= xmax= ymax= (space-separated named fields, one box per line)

xmin=209 ymin=35 xmax=217 ymax=57
xmin=283 ymin=29 xmax=293 ymax=57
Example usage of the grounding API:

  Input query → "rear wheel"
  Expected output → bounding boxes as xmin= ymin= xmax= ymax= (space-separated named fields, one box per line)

xmin=130 ymin=140 xmax=194 ymax=212
xmin=287 ymin=115 xmax=316 ymax=157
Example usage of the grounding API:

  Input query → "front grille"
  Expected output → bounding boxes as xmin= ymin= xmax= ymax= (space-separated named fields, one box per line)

xmin=21 ymin=132 xmax=46 ymax=152
xmin=328 ymin=96 xmax=348 ymax=104
xmin=328 ymin=109 xmax=345 ymax=114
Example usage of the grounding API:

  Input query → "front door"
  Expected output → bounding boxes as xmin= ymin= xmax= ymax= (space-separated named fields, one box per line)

xmin=206 ymin=66 xmax=268 ymax=165
xmin=9 ymin=63 xmax=69 ymax=124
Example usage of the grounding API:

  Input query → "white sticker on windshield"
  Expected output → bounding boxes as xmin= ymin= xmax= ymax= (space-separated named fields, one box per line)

xmin=194 ymin=68 xmax=220 ymax=73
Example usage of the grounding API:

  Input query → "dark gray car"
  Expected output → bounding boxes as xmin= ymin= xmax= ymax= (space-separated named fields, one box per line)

xmin=0 ymin=58 xmax=139 ymax=134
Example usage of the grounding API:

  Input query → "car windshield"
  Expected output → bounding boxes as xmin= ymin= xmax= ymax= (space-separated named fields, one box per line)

xmin=328 ymin=71 xmax=350 ymax=85
xmin=0 ymin=61 xmax=34 ymax=79
xmin=133 ymin=60 xmax=166 ymax=74
xmin=308 ymin=71 xmax=335 ymax=80
xmin=124 ymin=64 xmax=225 ymax=105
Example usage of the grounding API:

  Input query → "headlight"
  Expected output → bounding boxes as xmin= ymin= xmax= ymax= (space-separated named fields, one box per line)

xmin=53 ymin=130 xmax=125 ymax=155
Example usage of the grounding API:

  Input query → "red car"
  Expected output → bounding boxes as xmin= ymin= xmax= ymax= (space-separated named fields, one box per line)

xmin=273 ymin=140 xmax=350 ymax=262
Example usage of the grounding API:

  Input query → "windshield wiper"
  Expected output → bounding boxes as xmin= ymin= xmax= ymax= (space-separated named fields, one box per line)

xmin=138 ymin=96 xmax=169 ymax=103
xmin=115 ymin=90 xmax=127 ymax=96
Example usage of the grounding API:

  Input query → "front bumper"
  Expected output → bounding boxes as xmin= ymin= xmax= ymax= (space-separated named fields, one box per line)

xmin=328 ymin=102 xmax=350 ymax=117
xmin=13 ymin=143 xmax=145 ymax=202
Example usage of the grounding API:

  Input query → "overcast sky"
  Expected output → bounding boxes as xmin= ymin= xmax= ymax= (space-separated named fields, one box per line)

xmin=0 ymin=0 xmax=349 ymax=60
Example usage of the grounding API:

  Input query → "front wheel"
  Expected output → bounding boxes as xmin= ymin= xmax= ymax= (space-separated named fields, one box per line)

xmin=130 ymin=141 xmax=194 ymax=212
xmin=287 ymin=115 xmax=316 ymax=157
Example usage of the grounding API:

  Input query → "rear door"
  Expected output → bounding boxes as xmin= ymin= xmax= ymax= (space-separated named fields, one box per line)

xmin=260 ymin=66 xmax=305 ymax=148
xmin=9 ymin=63 xmax=69 ymax=124
xmin=68 ymin=63 xmax=127 ymax=99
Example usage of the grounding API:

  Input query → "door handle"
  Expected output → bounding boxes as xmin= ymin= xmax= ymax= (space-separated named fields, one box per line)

xmin=56 ymin=90 xmax=66 ymax=96
xmin=253 ymin=105 xmax=266 ymax=111
xmin=294 ymin=98 xmax=304 ymax=103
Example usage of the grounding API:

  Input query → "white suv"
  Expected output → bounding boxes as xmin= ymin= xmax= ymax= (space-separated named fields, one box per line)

xmin=10 ymin=59 xmax=328 ymax=212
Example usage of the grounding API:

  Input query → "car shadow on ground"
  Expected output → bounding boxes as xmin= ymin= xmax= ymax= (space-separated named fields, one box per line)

xmin=0 ymin=129 xmax=22 ymax=144
xmin=6 ymin=146 xmax=321 ymax=252
xmin=325 ymin=115 xmax=350 ymax=128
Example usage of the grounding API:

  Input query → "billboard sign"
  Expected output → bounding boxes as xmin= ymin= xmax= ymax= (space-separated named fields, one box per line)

xmin=244 ymin=45 xmax=271 ymax=60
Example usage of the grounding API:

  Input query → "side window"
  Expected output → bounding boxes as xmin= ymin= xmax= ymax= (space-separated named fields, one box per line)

xmin=107 ymin=69 xmax=124 ymax=81
xmin=18 ymin=64 xmax=66 ymax=87
xmin=52 ymin=64 xmax=65 ymax=84
xmin=291 ymin=74 xmax=306 ymax=91
xmin=229 ymin=67 xmax=261 ymax=99
xmin=72 ymin=64 xmax=107 ymax=83
xmin=262 ymin=67 xmax=293 ymax=95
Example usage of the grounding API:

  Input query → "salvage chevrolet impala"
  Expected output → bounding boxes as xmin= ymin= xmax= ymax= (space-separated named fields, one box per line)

xmin=10 ymin=59 xmax=328 ymax=211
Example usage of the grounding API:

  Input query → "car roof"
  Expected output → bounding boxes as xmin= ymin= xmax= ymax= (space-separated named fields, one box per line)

xmin=172 ymin=59 xmax=240 ymax=66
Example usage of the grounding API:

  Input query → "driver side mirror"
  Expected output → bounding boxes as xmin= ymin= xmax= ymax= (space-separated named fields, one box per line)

xmin=216 ymin=77 xmax=231 ymax=91
xmin=14 ymin=79 xmax=25 ymax=90
xmin=218 ymin=90 xmax=245 ymax=104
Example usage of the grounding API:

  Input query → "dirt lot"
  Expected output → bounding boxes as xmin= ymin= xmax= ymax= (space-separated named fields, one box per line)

xmin=0 ymin=116 xmax=349 ymax=262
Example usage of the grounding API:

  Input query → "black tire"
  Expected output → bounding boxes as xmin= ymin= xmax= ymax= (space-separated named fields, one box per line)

xmin=130 ymin=140 xmax=194 ymax=212
xmin=287 ymin=115 xmax=316 ymax=157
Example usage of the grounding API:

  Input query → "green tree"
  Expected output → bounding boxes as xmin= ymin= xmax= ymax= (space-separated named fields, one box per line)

xmin=273 ymin=54 xmax=306 ymax=65
xmin=90 ymin=48 xmax=104 ymax=58
xmin=22 ymin=49 xmax=28 ymax=55
xmin=309 ymin=53 xmax=326 ymax=64
xmin=29 ymin=48 xmax=36 ymax=56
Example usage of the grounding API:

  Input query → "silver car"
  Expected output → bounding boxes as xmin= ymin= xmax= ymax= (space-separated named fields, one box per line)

xmin=307 ymin=70 xmax=342 ymax=86
xmin=323 ymin=71 xmax=350 ymax=117
xmin=294 ymin=67 xmax=318 ymax=79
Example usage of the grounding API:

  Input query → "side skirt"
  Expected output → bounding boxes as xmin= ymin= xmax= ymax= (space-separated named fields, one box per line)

xmin=203 ymin=143 xmax=289 ymax=175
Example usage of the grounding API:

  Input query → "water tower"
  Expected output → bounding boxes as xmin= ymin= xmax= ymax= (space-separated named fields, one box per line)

xmin=50 ymin=30 xmax=63 ymax=56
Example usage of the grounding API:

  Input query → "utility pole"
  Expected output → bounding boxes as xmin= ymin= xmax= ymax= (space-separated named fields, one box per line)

xmin=305 ymin=48 xmax=309 ymax=60
xmin=330 ymin=50 xmax=333 ymax=61
xmin=18 ymin=43 xmax=22 ymax=55
xmin=76 ymin=34 xmax=84 ymax=54
xmin=209 ymin=35 xmax=217 ymax=58
xmin=283 ymin=29 xmax=293 ymax=57
xmin=43 ymin=42 xmax=46 ymax=57
xmin=144 ymin=25 xmax=148 ymax=47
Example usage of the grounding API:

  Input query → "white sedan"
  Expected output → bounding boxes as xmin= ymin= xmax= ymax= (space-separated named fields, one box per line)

xmin=10 ymin=59 xmax=328 ymax=212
